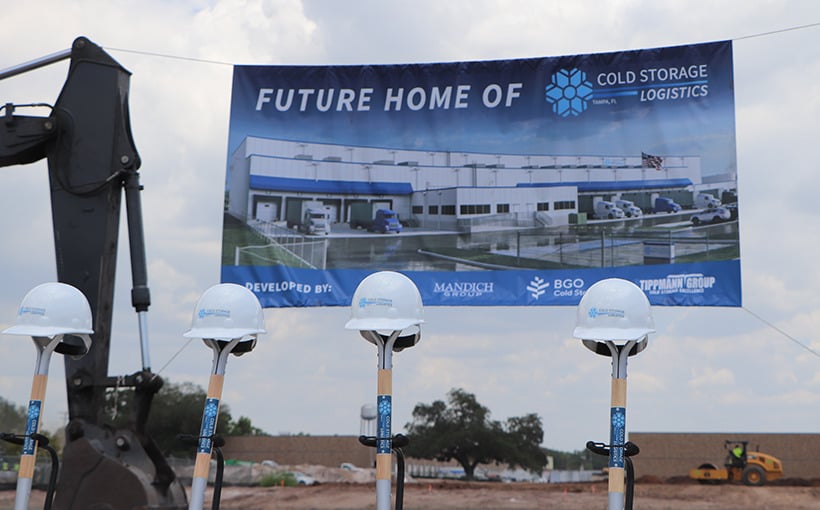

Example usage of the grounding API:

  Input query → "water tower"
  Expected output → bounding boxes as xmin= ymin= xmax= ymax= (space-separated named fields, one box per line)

xmin=360 ymin=403 xmax=377 ymax=436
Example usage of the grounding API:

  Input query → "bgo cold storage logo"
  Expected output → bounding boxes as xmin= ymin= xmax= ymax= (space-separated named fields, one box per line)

xmin=553 ymin=278 xmax=585 ymax=297
xmin=526 ymin=276 xmax=549 ymax=299
xmin=527 ymin=276 xmax=585 ymax=299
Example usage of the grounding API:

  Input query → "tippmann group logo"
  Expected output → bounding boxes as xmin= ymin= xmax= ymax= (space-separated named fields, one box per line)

xmin=639 ymin=273 xmax=716 ymax=296
xmin=545 ymin=68 xmax=593 ymax=117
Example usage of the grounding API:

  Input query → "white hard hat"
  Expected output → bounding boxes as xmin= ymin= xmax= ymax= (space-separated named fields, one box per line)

xmin=573 ymin=278 xmax=655 ymax=342
xmin=345 ymin=271 xmax=424 ymax=332
xmin=4 ymin=282 xmax=94 ymax=337
xmin=184 ymin=284 xmax=266 ymax=340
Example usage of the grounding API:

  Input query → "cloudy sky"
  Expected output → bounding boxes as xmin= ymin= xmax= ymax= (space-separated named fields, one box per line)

xmin=0 ymin=0 xmax=818 ymax=454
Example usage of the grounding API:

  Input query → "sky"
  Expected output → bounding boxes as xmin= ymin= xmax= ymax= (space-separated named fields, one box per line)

xmin=0 ymin=0 xmax=818 ymax=454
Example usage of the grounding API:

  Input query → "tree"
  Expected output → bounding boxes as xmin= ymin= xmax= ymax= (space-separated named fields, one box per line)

xmin=223 ymin=415 xmax=266 ymax=436
xmin=0 ymin=396 xmax=28 ymax=457
xmin=105 ymin=380 xmax=266 ymax=458
xmin=0 ymin=395 xmax=62 ymax=458
xmin=404 ymin=388 xmax=547 ymax=480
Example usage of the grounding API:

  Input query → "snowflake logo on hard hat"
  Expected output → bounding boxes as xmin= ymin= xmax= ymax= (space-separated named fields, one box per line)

xmin=545 ymin=68 xmax=593 ymax=117
xmin=588 ymin=307 xmax=599 ymax=319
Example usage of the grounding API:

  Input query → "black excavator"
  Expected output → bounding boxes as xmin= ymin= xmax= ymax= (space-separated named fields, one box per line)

xmin=0 ymin=37 xmax=188 ymax=509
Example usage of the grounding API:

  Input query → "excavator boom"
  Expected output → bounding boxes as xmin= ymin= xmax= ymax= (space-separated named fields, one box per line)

xmin=0 ymin=37 xmax=186 ymax=509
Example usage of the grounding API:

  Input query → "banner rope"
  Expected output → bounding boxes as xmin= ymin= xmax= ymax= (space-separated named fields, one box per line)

xmin=100 ymin=21 xmax=820 ymax=67
xmin=742 ymin=306 xmax=820 ymax=358
xmin=733 ymin=21 xmax=820 ymax=40
xmin=150 ymin=336 xmax=196 ymax=380
xmin=103 ymin=46 xmax=233 ymax=66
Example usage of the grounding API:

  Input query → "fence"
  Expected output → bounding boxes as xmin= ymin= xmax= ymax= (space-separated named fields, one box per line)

xmin=236 ymin=221 xmax=328 ymax=269
xmin=511 ymin=224 xmax=739 ymax=268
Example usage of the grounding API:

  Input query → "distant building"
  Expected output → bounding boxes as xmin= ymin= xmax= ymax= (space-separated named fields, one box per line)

xmin=221 ymin=435 xmax=372 ymax=468
xmin=630 ymin=432 xmax=820 ymax=479
xmin=221 ymin=432 xmax=820 ymax=481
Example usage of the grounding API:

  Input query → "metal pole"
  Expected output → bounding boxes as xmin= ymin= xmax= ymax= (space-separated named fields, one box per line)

xmin=610 ymin=234 xmax=615 ymax=267
xmin=516 ymin=231 xmax=520 ymax=265
xmin=0 ymin=49 xmax=71 ymax=81
xmin=14 ymin=337 xmax=61 ymax=510
xmin=212 ymin=439 xmax=226 ymax=510
xmin=559 ymin=233 xmax=564 ymax=265
xmin=124 ymin=170 xmax=152 ymax=371
xmin=189 ymin=338 xmax=240 ymax=510
xmin=606 ymin=340 xmax=635 ymax=510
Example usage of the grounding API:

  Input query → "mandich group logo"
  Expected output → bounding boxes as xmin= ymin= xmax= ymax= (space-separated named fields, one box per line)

xmin=545 ymin=68 xmax=593 ymax=117
xmin=433 ymin=281 xmax=494 ymax=298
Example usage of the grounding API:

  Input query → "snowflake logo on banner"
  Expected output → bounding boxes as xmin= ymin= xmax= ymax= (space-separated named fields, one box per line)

xmin=526 ymin=276 xmax=549 ymax=299
xmin=545 ymin=68 xmax=593 ymax=117
xmin=28 ymin=402 xmax=40 ymax=419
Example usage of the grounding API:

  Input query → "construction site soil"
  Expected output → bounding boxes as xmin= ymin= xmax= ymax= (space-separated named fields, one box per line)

xmin=3 ymin=478 xmax=820 ymax=510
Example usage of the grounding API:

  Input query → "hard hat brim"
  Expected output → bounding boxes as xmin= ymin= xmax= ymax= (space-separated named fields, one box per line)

xmin=572 ymin=326 xmax=654 ymax=342
xmin=183 ymin=327 xmax=265 ymax=340
xmin=345 ymin=317 xmax=424 ymax=332
xmin=3 ymin=325 xmax=94 ymax=336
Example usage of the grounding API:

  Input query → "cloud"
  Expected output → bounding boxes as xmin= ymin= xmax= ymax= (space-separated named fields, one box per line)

xmin=689 ymin=367 xmax=735 ymax=389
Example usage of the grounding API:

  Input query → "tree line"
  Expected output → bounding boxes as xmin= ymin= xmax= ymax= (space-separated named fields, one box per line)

xmin=1 ymin=384 xmax=603 ymax=475
xmin=0 ymin=381 xmax=265 ymax=460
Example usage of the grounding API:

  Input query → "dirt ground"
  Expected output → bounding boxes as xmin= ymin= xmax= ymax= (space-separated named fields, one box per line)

xmin=5 ymin=480 xmax=818 ymax=510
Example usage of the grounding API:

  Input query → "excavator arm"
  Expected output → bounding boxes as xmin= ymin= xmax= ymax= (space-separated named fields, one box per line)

xmin=0 ymin=37 xmax=186 ymax=509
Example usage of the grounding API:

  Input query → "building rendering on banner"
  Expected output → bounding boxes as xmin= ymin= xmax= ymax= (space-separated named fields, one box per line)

xmin=227 ymin=136 xmax=722 ymax=232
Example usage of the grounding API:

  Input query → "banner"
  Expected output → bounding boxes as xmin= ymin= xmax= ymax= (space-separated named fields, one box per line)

xmin=221 ymin=41 xmax=740 ymax=307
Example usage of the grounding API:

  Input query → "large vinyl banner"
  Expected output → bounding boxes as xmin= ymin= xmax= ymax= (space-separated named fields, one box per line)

xmin=221 ymin=41 xmax=741 ymax=308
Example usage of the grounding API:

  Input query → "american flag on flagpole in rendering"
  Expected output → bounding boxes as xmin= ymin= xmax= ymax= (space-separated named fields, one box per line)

xmin=641 ymin=152 xmax=664 ymax=170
